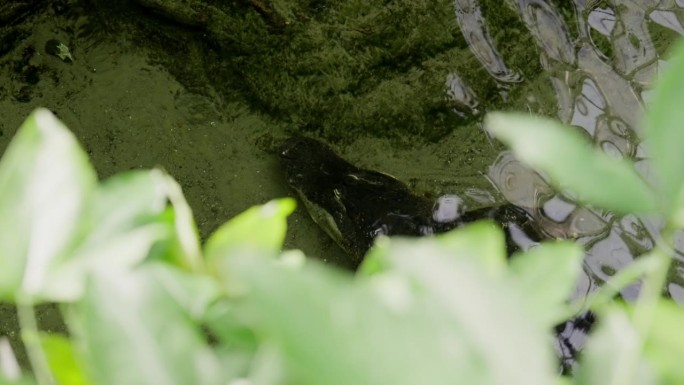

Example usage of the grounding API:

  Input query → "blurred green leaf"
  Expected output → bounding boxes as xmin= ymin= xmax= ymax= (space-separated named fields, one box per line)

xmin=219 ymin=256 xmax=362 ymax=384
xmin=359 ymin=236 xmax=394 ymax=275
xmin=646 ymin=40 xmax=684 ymax=223
xmin=152 ymin=264 xmax=222 ymax=321
xmin=508 ymin=241 xmax=584 ymax=326
xmin=485 ymin=113 xmax=657 ymax=214
xmin=226 ymin=238 xmax=556 ymax=385
xmin=203 ymin=301 xmax=259 ymax=378
xmin=39 ymin=333 xmax=89 ymax=385
xmin=0 ymin=109 xmax=96 ymax=298
xmin=155 ymin=172 xmax=203 ymax=271
xmin=569 ymin=253 xmax=659 ymax=316
xmin=0 ymin=112 xmax=177 ymax=303
xmin=576 ymin=307 xmax=656 ymax=385
xmin=205 ymin=198 xmax=296 ymax=260
xmin=143 ymin=208 xmax=186 ymax=265
xmin=380 ymin=238 xmax=556 ymax=384
xmin=642 ymin=300 xmax=684 ymax=384
xmin=0 ymin=109 xmax=97 ymax=300
xmin=204 ymin=300 xmax=258 ymax=351
xmin=42 ymin=170 xmax=172 ymax=302
xmin=362 ymin=221 xmax=507 ymax=277
xmin=435 ymin=220 xmax=507 ymax=276
xmin=74 ymin=264 xmax=224 ymax=385
xmin=0 ymin=338 xmax=22 ymax=383
xmin=0 ymin=377 xmax=36 ymax=385
xmin=81 ymin=170 xmax=169 ymax=251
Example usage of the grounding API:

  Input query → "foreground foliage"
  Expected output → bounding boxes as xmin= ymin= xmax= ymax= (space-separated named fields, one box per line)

xmin=2 ymin=38 xmax=684 ymax=385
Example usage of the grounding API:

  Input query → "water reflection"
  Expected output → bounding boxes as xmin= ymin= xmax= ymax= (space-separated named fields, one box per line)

xmin=452 ymin=0 xmax=524 ymax=83
xmin=445 ymin=73 xmax=480 ymax=117
xmin=453 ymin=0 xmax=684 ymax=368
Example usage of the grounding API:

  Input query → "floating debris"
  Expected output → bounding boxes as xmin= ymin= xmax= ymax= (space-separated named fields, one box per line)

xmin=44 ymin=39 xmax=73 ymax=62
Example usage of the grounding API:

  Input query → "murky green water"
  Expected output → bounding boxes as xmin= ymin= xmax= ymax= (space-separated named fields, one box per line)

xmin=1 ymin=0 xmax=683 ymax=371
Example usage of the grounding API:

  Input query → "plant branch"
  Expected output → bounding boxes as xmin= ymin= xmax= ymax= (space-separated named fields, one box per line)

xmin=16 ymin=296 xmax=53 ymax=385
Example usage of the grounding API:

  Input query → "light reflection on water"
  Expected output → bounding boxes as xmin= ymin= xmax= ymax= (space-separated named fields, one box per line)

xmin=450 ymin=0 xmax=684 ymax=370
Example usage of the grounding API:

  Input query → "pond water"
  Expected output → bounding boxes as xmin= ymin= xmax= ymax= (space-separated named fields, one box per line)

xmin=1 ymin=0 xmax=683 ymax=372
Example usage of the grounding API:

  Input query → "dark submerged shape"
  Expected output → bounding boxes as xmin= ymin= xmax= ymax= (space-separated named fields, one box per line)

xmin=278 ymin=136 xmax=593 ymax=373
xmin=278 ymin=136 xmax=542 ymax=268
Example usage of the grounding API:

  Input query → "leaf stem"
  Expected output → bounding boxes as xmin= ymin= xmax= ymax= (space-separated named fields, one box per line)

xmin=561 ymin=254 xmax=660 ymax=321
xmin=16 ymin=296 xmax=53 ymax=385
xmin=613 ymin=225 xmax=676 ymax=385
xmin=632 ymin=226 xmax=674 ymax=334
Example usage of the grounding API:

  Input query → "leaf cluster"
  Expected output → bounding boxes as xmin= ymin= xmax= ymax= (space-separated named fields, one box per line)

xmin=0 ymin=108 xmax=578 ymax=385
xmin=3 ymin=33 xmax=684 ymax=385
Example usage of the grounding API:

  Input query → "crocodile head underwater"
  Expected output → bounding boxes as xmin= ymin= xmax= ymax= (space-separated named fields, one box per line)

xmin=277 ymin=135 xmax=543 ymax=269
